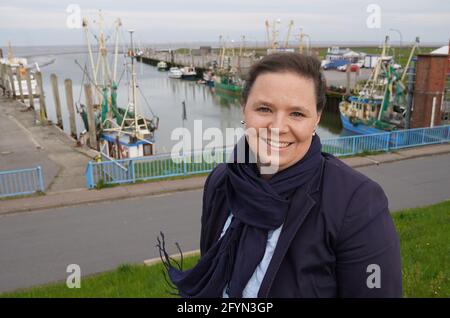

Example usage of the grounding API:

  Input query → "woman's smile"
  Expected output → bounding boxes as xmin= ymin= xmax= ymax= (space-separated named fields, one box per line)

xmin=260 ymin=137 xmax=294 ymax=150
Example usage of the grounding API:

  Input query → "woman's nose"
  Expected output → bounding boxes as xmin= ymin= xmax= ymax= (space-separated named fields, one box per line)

xmin=268 ymin=114 xmax=290 ymax=134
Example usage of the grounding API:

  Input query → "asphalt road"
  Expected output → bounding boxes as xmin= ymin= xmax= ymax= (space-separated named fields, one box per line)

xmin=0 ymin=153 xmax=449 ymax=293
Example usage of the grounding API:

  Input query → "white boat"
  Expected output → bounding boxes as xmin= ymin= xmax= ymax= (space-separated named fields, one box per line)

xmin=156 ymin=61 xmax=167 ymax=71
xmin=1 ymin=56 xmax=38 ymax=97
xmin=168 ymin=67 xmax=182 ymax=79
xmin=180 ymin=66 xmax=197 ymax=80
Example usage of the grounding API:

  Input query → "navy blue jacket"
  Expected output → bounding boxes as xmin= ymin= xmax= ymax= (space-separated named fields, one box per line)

xmin=200 ymin=153 xmax=402 ymax=298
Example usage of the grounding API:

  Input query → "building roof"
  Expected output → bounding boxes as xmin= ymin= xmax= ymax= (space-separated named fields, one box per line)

xmin=431 ymin=46 xmax=449 ymax=54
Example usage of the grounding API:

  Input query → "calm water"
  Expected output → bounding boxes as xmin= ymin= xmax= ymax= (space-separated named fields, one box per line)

xmin=20 ymin=47 xmax=343 ymax=153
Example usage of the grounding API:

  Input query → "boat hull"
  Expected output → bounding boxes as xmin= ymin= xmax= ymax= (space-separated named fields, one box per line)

xmin=181 ymin=74 xmax=197 ymax=80
xmin=214 ymin=82 xmax=242 ymax=95
xmin=339 ymin=112 xmax=385 ymax=135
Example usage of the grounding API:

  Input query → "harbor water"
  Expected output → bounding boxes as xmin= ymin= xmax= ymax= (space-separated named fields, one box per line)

xmin=14 ymin=46 xmax=345 ymax=153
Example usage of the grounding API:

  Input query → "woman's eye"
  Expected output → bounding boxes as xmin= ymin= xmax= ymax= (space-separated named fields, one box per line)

xmin=291 ymin=112 xmax=304 ymax=117
xmin=256 ymin=107 xmax=271 ymax=113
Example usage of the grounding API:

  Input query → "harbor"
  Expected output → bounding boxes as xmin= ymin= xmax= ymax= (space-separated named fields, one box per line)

xmin=0 ymin=0 xmax=449 ymax=301
xmin=1 ymin=19 xmax=449 ymax=193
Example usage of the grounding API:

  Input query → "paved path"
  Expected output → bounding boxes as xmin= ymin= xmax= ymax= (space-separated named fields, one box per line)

xmin=0 ymin=96 xmax=95 ymax=192
xmin=0 ymin=152 xmax=449 ymax=293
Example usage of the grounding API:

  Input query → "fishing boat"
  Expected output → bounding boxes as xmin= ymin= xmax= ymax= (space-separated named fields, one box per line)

xmin=210 ymin=35 xmax=246 ymax=95
xmin=0 ymin=42 xmax=38 ymax=97
xmin=339 ymin=36 xmax=420 ymax=135
xmin=213 ymin=73 xmax=243 ymax=95
xmin=180 ymin=66 xmax=197 ymax=80
xmin=168 ymin=67 xmax=182 ymax=79
xmin=77 ymin=13 xmax=159 ymax=159
xmin=156 ymin=61 xmax=167 ymax=71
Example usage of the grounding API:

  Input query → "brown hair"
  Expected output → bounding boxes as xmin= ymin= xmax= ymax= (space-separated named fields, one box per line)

xmin=242 ymin=53 xmax=326 ymax=113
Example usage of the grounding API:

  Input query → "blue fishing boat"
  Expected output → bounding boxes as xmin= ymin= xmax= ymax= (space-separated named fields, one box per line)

xmin=339 ymin=36 xmax=420 ymax=136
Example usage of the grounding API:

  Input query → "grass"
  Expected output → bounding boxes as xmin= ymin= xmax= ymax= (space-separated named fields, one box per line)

xmin=1 ymin=200 xmax=449 ymax=298
xmin=393 ymin=201 xmax=450 ymax=297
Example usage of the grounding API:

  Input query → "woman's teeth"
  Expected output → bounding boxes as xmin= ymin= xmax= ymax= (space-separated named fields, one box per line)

xmin=264 ymin=139 xmax=293 ymax=148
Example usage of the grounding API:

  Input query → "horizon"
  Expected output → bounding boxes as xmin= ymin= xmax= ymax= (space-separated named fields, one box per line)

xmin=0 ymin=0 xmax=449 ymax=47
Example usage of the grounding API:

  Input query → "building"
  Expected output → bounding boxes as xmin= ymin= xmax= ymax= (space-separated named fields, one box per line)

xmin=411 ymin=53 xmax=449 ymax=128
xmin=325 ymin=47 xmax=362 ymax=64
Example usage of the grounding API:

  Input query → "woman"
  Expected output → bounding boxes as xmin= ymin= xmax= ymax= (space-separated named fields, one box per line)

xmin=159 ymin=53 xmax=402 ymax=298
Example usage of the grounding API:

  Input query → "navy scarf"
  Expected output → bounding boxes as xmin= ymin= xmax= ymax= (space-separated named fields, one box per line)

xmin=158 ymin=135 xmax=323 ymax=298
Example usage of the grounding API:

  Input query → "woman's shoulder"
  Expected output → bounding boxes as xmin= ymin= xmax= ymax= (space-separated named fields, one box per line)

xmin=322 ymin=152 xmax=383 ymax=193
xmin=320 ymin=152 xmax=389 ymax=231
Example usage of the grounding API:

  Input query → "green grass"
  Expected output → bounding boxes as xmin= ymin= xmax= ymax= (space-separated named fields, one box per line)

xmin=1 ymin=200 xmax=449 ymax=298
xmin=393 ymin=201 xmax=450 ymax=297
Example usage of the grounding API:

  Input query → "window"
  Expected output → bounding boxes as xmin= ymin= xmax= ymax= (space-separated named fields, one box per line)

xmin=143 ymin=144 xmax=153 ymax=156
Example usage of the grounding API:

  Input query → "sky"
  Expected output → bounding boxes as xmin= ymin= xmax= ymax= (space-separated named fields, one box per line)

xmin=0 ymin=0 xmax=449 ymax=47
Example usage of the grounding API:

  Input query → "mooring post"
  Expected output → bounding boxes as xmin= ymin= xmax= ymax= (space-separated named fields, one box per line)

xmin=84 ymin=83 xmax=98 ymax=149
xmin=34 ymin=71 xmax=48 ymax=124
xmin=0 ymin=63 xmax=5 ymax=94
xmin=50 ymin=73 xmax=63 ymax=128
xmin=7 ymin=65 xmax=16 ymax=99
xmin=64 ymin=78 xmax=77 ymax=139
xmin=17 ymin=72 xmax=25 ymax=103
xmin=25 ymin=70 xmax=34 ymax=109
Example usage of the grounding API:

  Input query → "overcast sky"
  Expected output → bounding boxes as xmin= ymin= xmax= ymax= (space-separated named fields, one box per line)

xmin=0 ymin=0 xmax=449 ymax=47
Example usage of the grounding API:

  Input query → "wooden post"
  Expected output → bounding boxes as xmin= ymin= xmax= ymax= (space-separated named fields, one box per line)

xmin=7 ymin=65 xmax=16 ymax=99
xmin=84 ymin=83 xmax=98 ymax=149
xmin=35 ymin=71 xmax=48 ymax=124
xmin=64 ymin=79 xmax=77 ymax=139
xmin=50 ymin=73 xmax=63 ymax=128
xmin=346 ymin=62 xmax=351 ymax=95
xmin=25 ymin=71 xmax=34 ymax=109
xmin=0 ymin=64 xmax=5 ymax=95
xmin=17 ymin=72 xmax=25 ymax=103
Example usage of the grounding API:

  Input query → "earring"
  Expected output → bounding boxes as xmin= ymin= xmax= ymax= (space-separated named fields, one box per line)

xmin=312 ymin=129 xmax=316 ymax=136
xmin=240 ymin=120 xmax=246 ymax=125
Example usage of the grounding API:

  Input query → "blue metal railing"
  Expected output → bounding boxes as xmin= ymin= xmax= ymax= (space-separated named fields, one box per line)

xmin=0 ymin=166 xmax=44 ymax=198
xmin=85 ymin=124 xmax=450 ymax=189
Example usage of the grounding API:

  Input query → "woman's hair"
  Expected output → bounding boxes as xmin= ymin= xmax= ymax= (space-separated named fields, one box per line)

xmin=242 ymin=53 xmax=327 ymax=113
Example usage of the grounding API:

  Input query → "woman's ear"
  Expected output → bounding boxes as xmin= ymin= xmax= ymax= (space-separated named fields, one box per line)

xmin=241 ymin=103 xmax=246 ymax=116
xmin=315 ymin=111 xmax=322 ymax=127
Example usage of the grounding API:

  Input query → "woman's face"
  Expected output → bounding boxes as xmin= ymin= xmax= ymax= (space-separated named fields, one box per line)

xmin=243 ymin=71 xmax=321 ymax=173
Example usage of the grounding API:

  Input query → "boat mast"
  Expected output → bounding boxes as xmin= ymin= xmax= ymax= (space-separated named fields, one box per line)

xmin=299 ymin=28 xmax=304 ymax=54
xmin=373 ymin=36 xmax=389 ymax=90
xmin=265 ymin=20 xmax=271 ymax=49
xmin=97 ymin=11 xmax=112 ymax=88
xmin=401 ymin=37 xmax=420 ymax=83
xmin=130 ymin=30 xmax=138 ymax=130
xmin=82 ymin=18 xmax=98 ymax=88
xmin=284 ymin=20 xmax=294 ymax=49
xmin=113 ymin=18 xmax=121 ymax=84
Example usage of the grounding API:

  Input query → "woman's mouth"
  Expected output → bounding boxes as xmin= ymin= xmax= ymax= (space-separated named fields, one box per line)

xmin=261 ymin=138 xmax=294 ymax=149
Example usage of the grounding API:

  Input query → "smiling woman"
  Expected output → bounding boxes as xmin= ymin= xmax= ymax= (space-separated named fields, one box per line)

xmin=158 ymin=53 xmax=402 ymax=298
